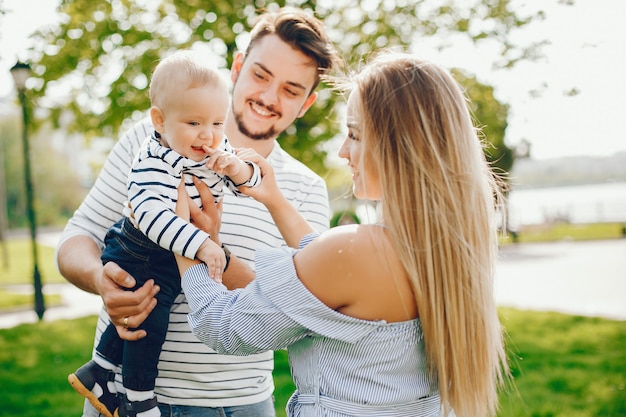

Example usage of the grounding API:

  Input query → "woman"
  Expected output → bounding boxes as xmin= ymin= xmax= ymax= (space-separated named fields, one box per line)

xmin=176 ymin=52 xmax=508 ymax=417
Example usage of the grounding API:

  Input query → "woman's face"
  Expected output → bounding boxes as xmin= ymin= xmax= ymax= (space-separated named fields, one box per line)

xmin=338 ymin=90 xmax=382 ymax=200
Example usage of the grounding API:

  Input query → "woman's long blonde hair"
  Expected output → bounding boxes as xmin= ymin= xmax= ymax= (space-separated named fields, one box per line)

xmin=353 ymin=52 xmax=508 ymax=417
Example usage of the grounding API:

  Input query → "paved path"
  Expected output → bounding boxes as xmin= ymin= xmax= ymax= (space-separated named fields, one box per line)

xmin=1 ymin=237 xmax=625 ymax=329
xmin=0 ymin=231 xmax=104 ymax=329
xmin=0 ymin=284 xmax=102 ymax=329
xmin=495 ymin=239 xmax=626 ymax=320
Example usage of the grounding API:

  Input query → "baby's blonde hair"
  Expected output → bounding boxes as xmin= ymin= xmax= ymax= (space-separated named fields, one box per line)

xmin=149 ymin=50 xmax=227 ymax=109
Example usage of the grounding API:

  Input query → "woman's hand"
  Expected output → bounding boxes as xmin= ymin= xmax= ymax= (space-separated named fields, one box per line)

xmin=236 ymin=148 xmax=314 ymax=248
xmin=235 ymin=148 xmax=281 ymax=207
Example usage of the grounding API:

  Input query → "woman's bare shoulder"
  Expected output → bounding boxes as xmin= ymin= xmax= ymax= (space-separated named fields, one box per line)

xmin=314 ymin=223 xmax=387 ymax=247
xmin=293 ymin=224 xmax=402 ymax=316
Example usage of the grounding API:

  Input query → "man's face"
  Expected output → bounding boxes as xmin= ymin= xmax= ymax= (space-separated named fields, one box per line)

xmin=230 ymin=34 xmax=318 ymax=141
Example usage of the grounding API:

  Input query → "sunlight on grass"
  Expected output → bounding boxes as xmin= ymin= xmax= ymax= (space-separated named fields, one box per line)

xmin=0 ymin=238 xmax=66 ymax=311
xmin=0 ymin=310 xmax=624 ymax=417
xmin=500 ymin=222 xmax=625 ymax=245
xmin=0 ymin=288 xmax=61 ymax=310
xmin=1 ymin=231 xmax=625 ymax=416
xmin=1 ymin=238 xmax=65 ymax=285
xmin=0 ymin=316 xmax=98 ymax=417
xmin=498 ymin=308 xmax=626 ymax=417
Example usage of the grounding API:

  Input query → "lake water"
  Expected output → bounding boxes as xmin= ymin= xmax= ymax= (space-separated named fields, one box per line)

xmin=508 ymin=182 xmax=626 ymax=226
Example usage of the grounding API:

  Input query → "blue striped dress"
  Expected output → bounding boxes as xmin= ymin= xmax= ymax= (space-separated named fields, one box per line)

xmin=182 ymin=234 xmax=442 ymax=417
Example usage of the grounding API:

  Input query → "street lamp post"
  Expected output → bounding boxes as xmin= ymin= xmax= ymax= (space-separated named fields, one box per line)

xmin=10 ymin=61 xmax=45 ymax=320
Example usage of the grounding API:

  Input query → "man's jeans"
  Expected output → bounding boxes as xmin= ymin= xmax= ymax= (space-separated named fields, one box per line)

xmin=83 ymin=396 xmax=276 ymax=417
xmin=158 ymin=397 xmax=276 ymax=417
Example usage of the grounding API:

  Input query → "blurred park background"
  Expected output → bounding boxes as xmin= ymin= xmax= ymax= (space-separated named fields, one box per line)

xmin=0 ymin=0 xmax=625 ymax=416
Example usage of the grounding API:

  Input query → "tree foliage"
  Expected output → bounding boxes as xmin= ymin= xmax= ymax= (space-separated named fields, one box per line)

xmin=26 ymin=0 xmax=546 ymax=174
xmin=453 ymin=69 xmax=513 ymax=185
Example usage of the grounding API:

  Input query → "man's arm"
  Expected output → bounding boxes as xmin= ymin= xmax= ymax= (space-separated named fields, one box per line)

xmin=57 ymin=234 xmax=159 ymax=339
xmin=57 ymin=235 xmax=109 ymax=294
xmin=55 ymin=117 xmax=157 ymax=339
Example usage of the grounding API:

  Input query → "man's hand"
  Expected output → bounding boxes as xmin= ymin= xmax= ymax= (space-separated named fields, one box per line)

xmin=189 ymin=176 xmax=222 ymax=240
xmin=100 ymin=261 xmax=159 ymax=341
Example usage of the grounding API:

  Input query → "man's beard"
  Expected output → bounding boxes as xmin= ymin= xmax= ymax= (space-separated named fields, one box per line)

xmin=233 ymin=108 xmax=280 ymax=141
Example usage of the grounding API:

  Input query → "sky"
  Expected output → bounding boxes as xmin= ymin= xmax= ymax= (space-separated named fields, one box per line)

xmin=1 ymin=0 xmax=625 ymax=161
xmin=411 ymin=0 xmax=626 ymax=161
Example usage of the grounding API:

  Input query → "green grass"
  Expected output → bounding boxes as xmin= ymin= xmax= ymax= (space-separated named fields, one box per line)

xmin=0 ymin=316 xmax=98 ymax=417
xmin=0 ymin=288 xmax=61 ymax=310
xmin=498 ymin=308 xmax=626 ymax=417
xmin=0 ymin=237 xmax=65 ymax=310
xmin=274 ymin=350 xmax=296 ymax=416
xmin=0 ymin=310 xmax=624 ymax=417
xmin=1 ymin=228 xmax=625 ymax=415
xmin=0 ymin=237 xmax=66 ymax=285
xmin=501 ymin=222 xmax=626 ymax=244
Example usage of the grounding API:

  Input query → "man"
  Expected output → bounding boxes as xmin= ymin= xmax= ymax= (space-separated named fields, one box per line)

xmin=56 ymin=7 xmax=340 ymax=416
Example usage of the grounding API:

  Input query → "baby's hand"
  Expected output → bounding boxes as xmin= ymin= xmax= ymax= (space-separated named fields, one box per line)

xmin=196 ymin=238 xmax=227 ymax=283
xmin=203 ymin=145 xmax=245 ymax=177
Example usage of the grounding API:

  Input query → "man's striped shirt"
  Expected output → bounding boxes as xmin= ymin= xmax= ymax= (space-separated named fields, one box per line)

xmin=125 ymin=133 xmax=260 ymax=259
xmin=57 ymin=116 xmax=330 ymax=407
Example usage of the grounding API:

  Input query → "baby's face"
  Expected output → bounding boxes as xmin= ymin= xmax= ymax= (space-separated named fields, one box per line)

xmin=160 ymin=81 xmax=229 ymax=162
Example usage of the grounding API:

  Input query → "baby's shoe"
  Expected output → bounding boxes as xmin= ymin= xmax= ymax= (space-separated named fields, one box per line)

xmin=68 ymin=360 xmax=118 ymax=417
xmin=115 ymin=394 xmax=160 ymax=417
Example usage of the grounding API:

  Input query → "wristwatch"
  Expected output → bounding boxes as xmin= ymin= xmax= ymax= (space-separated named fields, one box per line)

xmin=221 ymin=244 xmax=231 ymax=272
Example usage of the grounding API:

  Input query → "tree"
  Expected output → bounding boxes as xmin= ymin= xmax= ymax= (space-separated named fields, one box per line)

xmin=453 ymin=69 xmax=513 ymax=183
xmin=25 ymin=0 xmax=549 ymax=175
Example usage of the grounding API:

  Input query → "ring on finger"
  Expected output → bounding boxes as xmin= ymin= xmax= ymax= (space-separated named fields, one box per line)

xmin=123 ymin=316 xmax=129 ymax=329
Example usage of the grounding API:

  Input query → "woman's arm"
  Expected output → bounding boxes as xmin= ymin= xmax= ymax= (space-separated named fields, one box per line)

xmin=237 ymin=149 xmax=315 ymax=248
